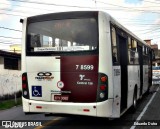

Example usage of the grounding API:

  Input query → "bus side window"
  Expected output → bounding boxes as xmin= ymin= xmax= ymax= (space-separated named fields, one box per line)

xmin=128 ymin=37 xmax=133 ymax=64
xmin=42 ymin=35 xmax=53 ymax=47
xmin=143 ymin=46 xmax=149 ymax=65
xmin=111 ymin=26 xmax=118 ymax=64
xmin=143 ymin=46 xmax=146 ymax=55
xmin=128 ymin=38 xmax=139 ymax=64
xmin=30 ymin=34 xmax=41 ymax=47
xmin=132 ymin=39 xmax=137 ymax=52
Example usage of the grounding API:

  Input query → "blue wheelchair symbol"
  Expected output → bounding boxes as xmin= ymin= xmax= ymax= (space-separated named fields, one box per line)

xmin=32 ymin=86 xmax=42 ymax=97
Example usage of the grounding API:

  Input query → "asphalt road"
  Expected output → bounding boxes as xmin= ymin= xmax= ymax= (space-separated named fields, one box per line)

xmin=0 ymin=84 xmax=159 ymax=129
xmin=0 ymin=106 xmax=55 ymax=129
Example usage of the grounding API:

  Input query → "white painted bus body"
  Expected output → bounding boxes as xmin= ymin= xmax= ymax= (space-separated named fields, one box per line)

xmin=21 ymin=11 xmax=151 ymax=118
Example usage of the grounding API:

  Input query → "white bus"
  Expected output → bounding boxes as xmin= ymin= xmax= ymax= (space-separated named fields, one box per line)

xmin=21 ymin=11 xmax=152 ymax=118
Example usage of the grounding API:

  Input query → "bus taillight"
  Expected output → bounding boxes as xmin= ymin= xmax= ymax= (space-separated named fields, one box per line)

xmin=100 ymin=92 xmax=105 ymax=99
xmin=101 ymin=76 xmax=107 ymax=82
xmin=83 ymin=109 xmax=90 ymax=112
xmin=22 ymin=84 xmax=27 ymax=89
xmin=97 ymin=73 xmax=108 ymax=102
xmin=100 ymin=85 xmax=106 ymax=91
xmin=22 ymin=76 xmax=26 ymax=81
xmin=22 ymin=73 xmax=29 ymax=99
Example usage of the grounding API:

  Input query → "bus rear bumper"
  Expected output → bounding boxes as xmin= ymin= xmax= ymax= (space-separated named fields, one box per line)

xmin=22 ymin=97 xmax=113 ymax=118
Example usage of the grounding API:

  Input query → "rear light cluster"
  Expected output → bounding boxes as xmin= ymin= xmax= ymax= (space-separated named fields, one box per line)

xmin=97 ymin=73 xmax=108 ymax=102
xmin=22 ymin=73 xmax=29 ymax=99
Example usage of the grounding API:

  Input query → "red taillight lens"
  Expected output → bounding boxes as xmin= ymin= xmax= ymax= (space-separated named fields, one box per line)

xmin=101 ymin=76 xmax=107 ymax=82
xmin=100 ymin=85 xmax=106 ymax=90
xmin=36 ymin=106 xmax=42 ymax=109
xmin=22 ymin=76 xmax=26 ymax=81
xmin=22 ymin=84 xmax=27 ymax=89
xmin=83 ymin=109 xmax=90 ymax=112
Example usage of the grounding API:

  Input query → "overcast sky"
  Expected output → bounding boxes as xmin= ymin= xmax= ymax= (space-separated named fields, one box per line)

xmin=0 ymin=0 xmax=160 ymax=50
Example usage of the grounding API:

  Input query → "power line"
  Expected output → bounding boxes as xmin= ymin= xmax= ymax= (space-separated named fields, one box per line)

xmin=1 ymin=0 xmax=160 ymax=19
xmin=6 ymin=0 xmax=96 ymax=9
xmin=0 ymin=8 xmax=35 ymax=15
xmin=0 ymin=42 xmax=13 ymax=44
xmin=2 ymin=0 xmax=160 ymax=18
xmin=0 ymin=42 xmax=21 ymax=46
xmin=0 ymin=39 xmax=21 ymax=43
xmin=143 ymin=0 xmax=160 ymax=4
xmin=139 ymin=27 xmax=160 ymax=34
xmin=0 ymin=0 xmax=95 ymax=17
xmin=5 ymin=0 xmax=160 ymax=12
xmin=0 ymin=39 xmax=21 ymax=45
xmin=0 ymin=12 xmax=26 ymax=17
xmin=1 ymin=0 xmax=159 ymax=42
xmin=0 ymin=2 xmax=55 ymax=12
xmin=132 ymin=28 xmax=159 ymax=32
xmin=0 ymin=27 xmax=22 ymax=32
xmin=0 ymin=36 xmax=21 ymax=39
xmin=3 ymin=0 xmax=160 ymax=13
xmin=124 ymin=23 xmax=160 ymax=25
xmin=0 ymin=5 xmax=52 ymax=16
xmin=0 ymin=3 xmax=152 ymax=21
xmin=96 ymin=0 xmax=160 ymax=13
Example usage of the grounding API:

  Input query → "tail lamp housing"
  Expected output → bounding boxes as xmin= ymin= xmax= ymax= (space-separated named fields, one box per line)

xmin=22 ymin=73 xmax=29 ymax=99
xmin=97 ymin=73 xmax=108 ymax=102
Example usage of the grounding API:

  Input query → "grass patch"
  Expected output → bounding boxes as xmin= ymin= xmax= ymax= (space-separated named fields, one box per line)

xmin=0 ymin=97 xmax=22 ymax=110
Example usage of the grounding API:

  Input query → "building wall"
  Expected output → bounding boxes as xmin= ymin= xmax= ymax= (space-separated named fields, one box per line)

xmin=151 ymin=44 xmax=158 ymax=57
xmin=0 ymin=56 xmax=21 ymax=97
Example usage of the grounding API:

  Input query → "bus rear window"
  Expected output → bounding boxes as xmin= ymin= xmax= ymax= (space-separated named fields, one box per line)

xmin=27 ymin=18 xmax=98 ymax=52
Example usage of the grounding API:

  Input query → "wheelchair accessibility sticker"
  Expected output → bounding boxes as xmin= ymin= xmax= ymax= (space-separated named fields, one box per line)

xmin=32 ymin=86 xmax=42 ymax=97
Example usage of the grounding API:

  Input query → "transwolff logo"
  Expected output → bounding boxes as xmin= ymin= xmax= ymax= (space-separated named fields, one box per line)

xmin=35 ymin=72 xmax=54 ymax=81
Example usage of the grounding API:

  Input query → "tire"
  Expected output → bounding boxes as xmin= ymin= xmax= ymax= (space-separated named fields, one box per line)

xmin=146 ymin=85 xmax=151 ymax=95
xmin=131 ymin=89 xmax=137 ymax=112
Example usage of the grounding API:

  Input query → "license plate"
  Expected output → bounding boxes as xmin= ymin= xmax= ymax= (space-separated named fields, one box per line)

xmin=54 ymin=95 xmax=69 ymax=101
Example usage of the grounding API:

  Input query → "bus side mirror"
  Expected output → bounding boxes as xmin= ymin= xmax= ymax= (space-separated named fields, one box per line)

xmin=20 ymin=19 xmax=23 ymax=23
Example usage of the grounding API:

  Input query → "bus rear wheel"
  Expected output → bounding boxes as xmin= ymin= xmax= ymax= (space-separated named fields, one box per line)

xmin=131 ymin=89 xmax=137 ymax=112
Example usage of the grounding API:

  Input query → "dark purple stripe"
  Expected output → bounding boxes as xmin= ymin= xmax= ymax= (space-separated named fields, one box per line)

xmin=60 ymin=55 xmax=98 ymax=102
